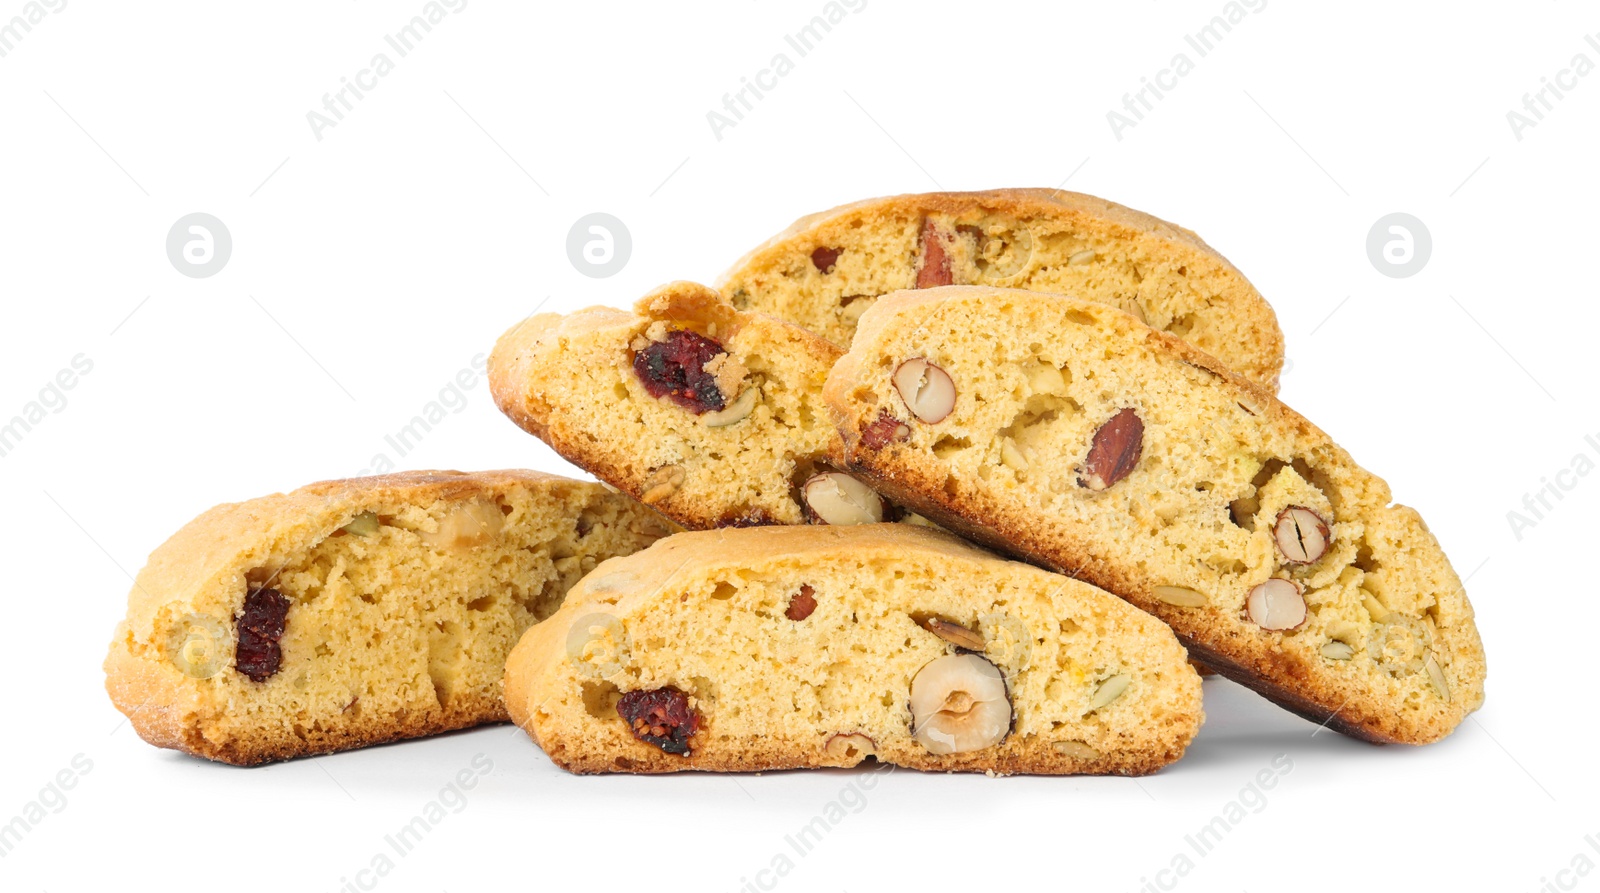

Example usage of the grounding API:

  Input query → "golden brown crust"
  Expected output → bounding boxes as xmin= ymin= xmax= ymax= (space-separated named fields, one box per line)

xmin=717 ymin=188 xmax=1284 ymax=389
xmin=506 ymin=524 xmax=1203 ymax=775
xmin=488 ymin=281 xmax=847 ymax=530
xmin=825 ymin=287 xmax=1486 ymax=745
xmin=723 ymin=189 xmax=1230 ymax=274
xmin=104 ymin=469 xmax=672 ymax=766
xmin=104 ymin=651 xmax=503 ymax=765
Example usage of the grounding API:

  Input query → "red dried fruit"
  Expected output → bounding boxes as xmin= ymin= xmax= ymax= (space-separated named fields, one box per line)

xmin=811 ymin=246 xmax=842 ymax=273
xmin=617 ymin=687 xmax=700 ymax=755
xmin=914 ymin=218 xmax=954 ymax=288
xmin=235 ymin=587 xmax=291 ymax=682
xmin=860 ymin=412 xmax=911 ymax=450
xmin=1078 ymin=408 xmax=1144 ymax=491
xmin=633 ymin=329 xmax=728 ymax=414
xmin=786 ymin=585 xmax=817 ymax=621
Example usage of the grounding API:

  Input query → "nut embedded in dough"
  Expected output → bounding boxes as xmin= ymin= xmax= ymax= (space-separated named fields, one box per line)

xmin=1321 ymin=641 xmax=1355 ymax=660
xmin=1053 ymin=739 xmax=1100 ymax=759
xmin=1090 ymin=673 xmax=1131 ymax=710
xmin=1077 ymin=408 xmax=1144 ymax=491
xmin=1274 ymin=505 xmax=1331 ymax=565
xmin=701 ymin=385 xmax=760 ymax=428
xmin=823 ymin=732 xmax=876 ymax=761
xmin=1246 ymin=578 xmax=1307 ymax=631
xmin=913 ymin=217 xmax=955 ymax=288
xmin=341 ymin=512 xmax=380 ymax=537
xmin=908 ymin=653 xmax=1012 ymax=755
xmin=922 ymin=617 xmax=985 ymax=651
xmin=784 ymin=585 xmax=818 ymax=621
xmin=1424 ymin=653 xmax=1450 ymax=701
xmin=859 ymin=412 xmax=911 ymax=450
xmin=1150 ymin=585 xmax=1208 ymax=608
xmin=802 ymin=472 xmax=885 ymax=526
xmin=892 ymin=358 xmax=956 ymax=424
xmin=566 ymin=612 xmax=631 ymax=679
xmin=640 ymin=465 xmax=686 ymax=505
xmin=418 ymin=500 xmax=504 ymax=551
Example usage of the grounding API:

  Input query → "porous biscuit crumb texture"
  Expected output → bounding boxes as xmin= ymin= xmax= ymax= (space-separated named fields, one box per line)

xmin=824 ymin=286 xmax=1486 ymax=745
xmin=505 ymin=524 xmax=1203 ymax=775
xmin=103 ymin=470 xmax=675 ymax=765
xmin=488 ymin=281 xmax=860 ymax=530
xmin=716 ymin=188 xmax=1284 ymax=390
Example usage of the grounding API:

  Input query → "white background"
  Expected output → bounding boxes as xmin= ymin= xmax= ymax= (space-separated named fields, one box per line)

xmin=1 ymin=1 xmax=1593 ymax=890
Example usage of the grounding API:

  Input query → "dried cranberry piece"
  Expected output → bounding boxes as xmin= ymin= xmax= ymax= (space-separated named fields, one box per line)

xmin=235 ymin=587 xmax=291 ymax=682
xmin=785 ymin=585 xmax=817 ymax=621
xmin=811 ymin=246 xmax=842 ymax=273
xmin=860 ymin=411 xmax=911 ymax=450
xmin=633 ymin=330 xmax=727 ymax=414
xmin=617 ymin=687 xmax=700 ymax=755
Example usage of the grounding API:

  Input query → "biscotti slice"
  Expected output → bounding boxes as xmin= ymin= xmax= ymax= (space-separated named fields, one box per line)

xmin=824 ymin=286 xmax=1486 ymax=745
xmin=717 ymin=188 xmax=1284 ymax=389
xmin=505 ymin=524 xmax=1203 ymax=775
xmin=104 ymin=470 xmax=674 ymax=765
xmin=489 ymin=281 xmax=895 ymax=530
